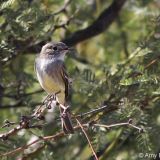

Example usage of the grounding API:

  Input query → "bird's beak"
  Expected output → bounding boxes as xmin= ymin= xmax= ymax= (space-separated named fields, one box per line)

xmin=63 ymin=47 xmax=70 ymax=54
xmin=64 ymin=47 xmax=69 ymax=51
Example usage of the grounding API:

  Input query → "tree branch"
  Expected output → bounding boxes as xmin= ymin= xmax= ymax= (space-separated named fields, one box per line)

xmin=0 ymin=120 xmax=142 ymax=157
xmin=63 ymin=0 xmax=127 ymax=46
xmin=76 ymin=118 xmax=99 ymax=160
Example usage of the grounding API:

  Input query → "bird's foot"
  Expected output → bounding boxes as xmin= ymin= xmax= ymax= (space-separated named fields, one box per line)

xmin=60 ymin=104 xmax=70 ymax=116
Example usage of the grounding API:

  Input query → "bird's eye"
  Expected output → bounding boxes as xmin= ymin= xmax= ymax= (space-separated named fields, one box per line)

xmin=53 ymin=46 xmax=58 ymax=50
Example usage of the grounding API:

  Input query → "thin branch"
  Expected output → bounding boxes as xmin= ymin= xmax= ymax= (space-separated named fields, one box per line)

xmin=1 ymin=120 xmax=16 ymax=128
xmin=46 ymin=8 xmax=79 ymax=38
xmin=75 ymin=118 xmax=99 ymax=160
xmin=0 ymin=116 xmax=35 ymax=140
xmin=51 ymin=0 xmax=72 ymax=16
xmin=144 ymin=55 xmax=160 ymax=69
xmin=93 ymin=119 xmax=143 ymax=133
xmin=75 ymin=105 xmax=108 ymax=118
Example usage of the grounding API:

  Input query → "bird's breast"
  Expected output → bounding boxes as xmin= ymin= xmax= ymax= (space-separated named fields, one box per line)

xmin=35 ymin=58 xmax=64 ymax=94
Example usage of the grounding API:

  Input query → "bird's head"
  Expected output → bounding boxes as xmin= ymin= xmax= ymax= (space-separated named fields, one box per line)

xmin=40 ymin=42 xmax=69 ymax=61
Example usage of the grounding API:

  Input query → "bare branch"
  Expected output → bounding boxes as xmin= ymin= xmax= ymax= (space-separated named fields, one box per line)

xmin=76 ymin=118 xmax=99 ymax=160
xmin=76 ymin=105 xmax=108 ymax=118
xmin=93 ymin=119 xmax=143 ymax=133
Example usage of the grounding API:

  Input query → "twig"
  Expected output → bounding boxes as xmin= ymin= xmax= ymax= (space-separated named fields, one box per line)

xmin=0 ymin=125 xmax=22 ymax=140
xmin=1 ymin=120 xmax=16 ymax=128
xmin=93 ymin=119 xmax=143 ymax=133
xmin=0 ymin=115 xmax=36 ymax=140
xmin=75 ymin=118 xmax=99 ymax=160
xmin=52 ymin=0 xmax=72 ymax=16
xmin=144 ymin=56 xmax=160 ymax=69
xmin=47 ymin=7 xmax=79 ymax=37
xmin=76 ymin=105 xmax=108 ymax=118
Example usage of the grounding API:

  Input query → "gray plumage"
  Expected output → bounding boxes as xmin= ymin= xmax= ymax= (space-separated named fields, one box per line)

xmin=35 ymin=42 xmax=74 ymax=134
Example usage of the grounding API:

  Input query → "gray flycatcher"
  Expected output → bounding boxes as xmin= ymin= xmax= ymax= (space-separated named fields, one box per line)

xmin=35 ymin=41 xmax=74 ymax=134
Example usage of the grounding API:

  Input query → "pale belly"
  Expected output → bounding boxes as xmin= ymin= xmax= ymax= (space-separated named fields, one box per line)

xmin=39 ymin=72 xmax=63 ymax=94
xmin=37 ymin=70 xmax=65 ymax=104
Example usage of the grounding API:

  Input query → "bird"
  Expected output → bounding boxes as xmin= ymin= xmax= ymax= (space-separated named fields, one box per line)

xmin=35 ymin=41 xmax=74 ymax=134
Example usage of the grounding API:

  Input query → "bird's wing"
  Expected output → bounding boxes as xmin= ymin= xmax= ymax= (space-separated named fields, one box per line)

xmin=59 ymin=62 xmax=71 ymax=101
xmin=34 ymin=56 xmax=43 ymax=84
xmin=34 ymin=57 xmax=40 ymax=80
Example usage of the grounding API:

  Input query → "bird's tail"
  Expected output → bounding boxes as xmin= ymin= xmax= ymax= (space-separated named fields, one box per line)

xmin=57 ymin=92 xmax=74 ymax=134
xmin=60 ymin=107 xmax=74 ymax=134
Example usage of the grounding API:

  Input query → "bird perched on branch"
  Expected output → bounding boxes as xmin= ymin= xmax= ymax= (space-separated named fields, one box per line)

xmin=35 ymin=41 xmax=74 ymax=134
